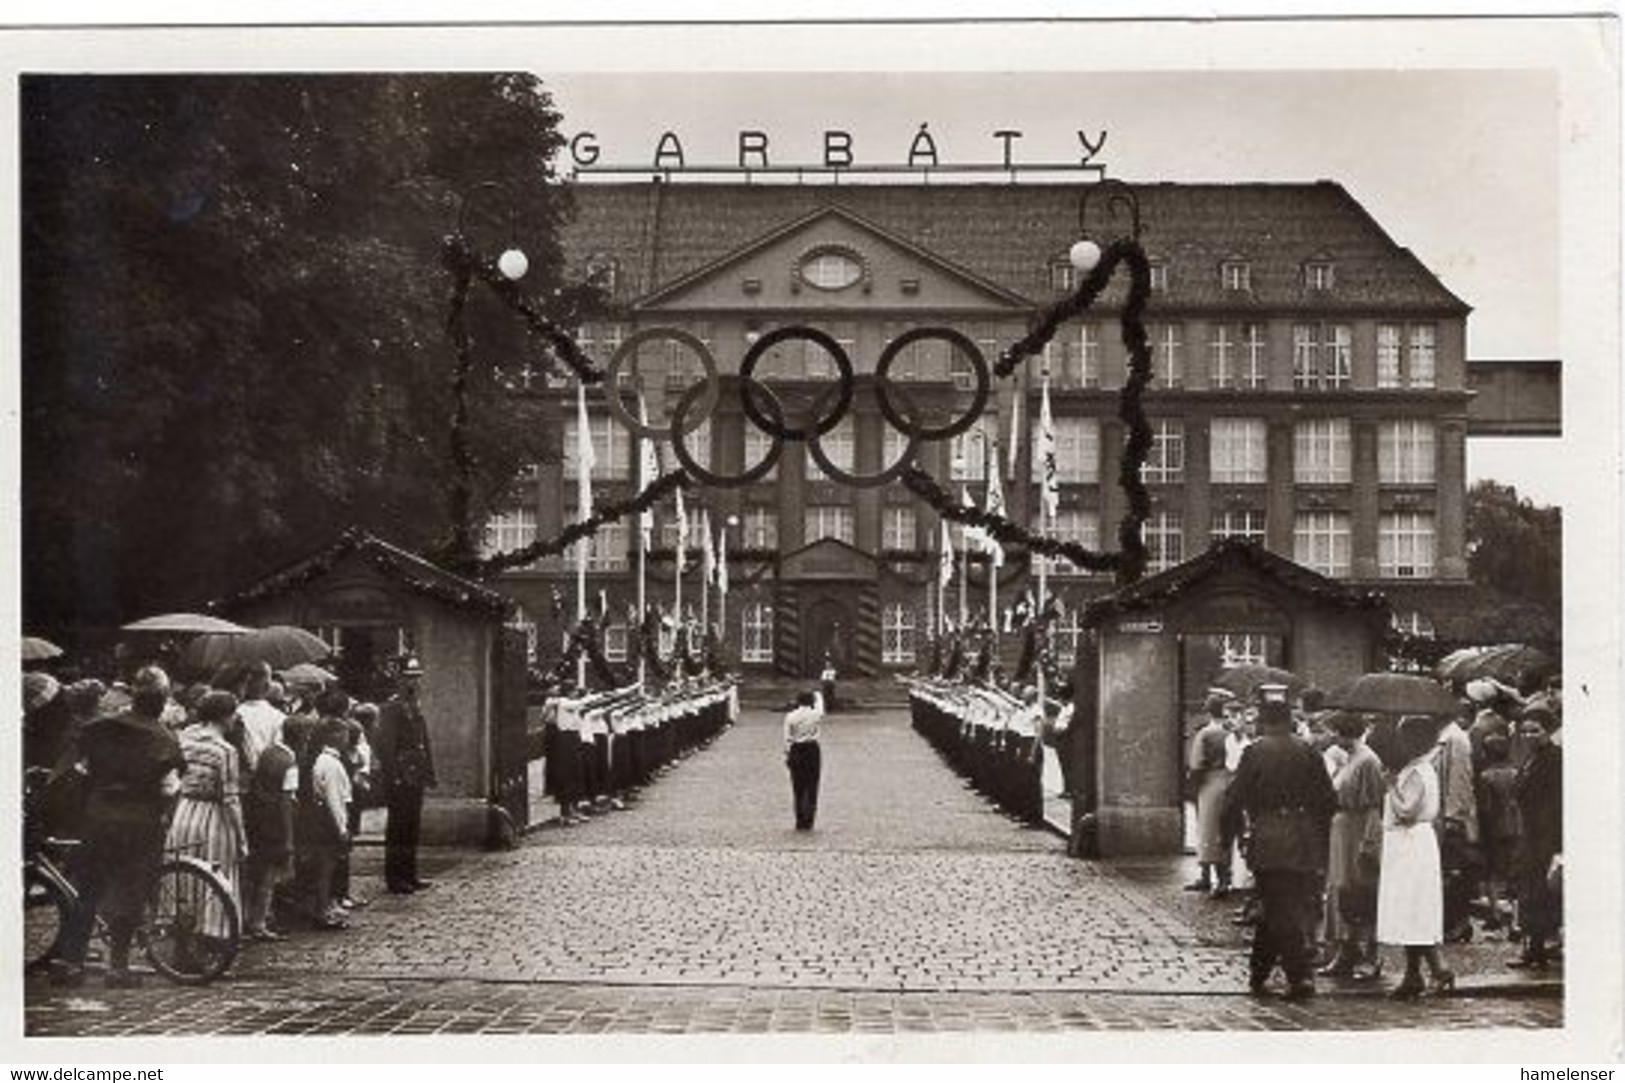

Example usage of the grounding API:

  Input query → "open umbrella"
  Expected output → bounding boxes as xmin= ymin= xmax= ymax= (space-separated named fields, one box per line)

xmin=21 ymin=636 xmax=63 ymax=663
xmin=279 ymin=662 xmax=338 ymax=687
xmin=183 ymin=625 xmax=331 ymax=673
xmin=1434 ymin=646 xmax=1495 ymax=685
xmin=1473 ymin=644 xmax=1556 ymax=693
xmin=123 ymin=613 xmax=252 ymax=636
xmin=1211 ymin=663 xmax=1307 ymax=703
xmin=1327 ymin=671 xmax=1459 ymax=717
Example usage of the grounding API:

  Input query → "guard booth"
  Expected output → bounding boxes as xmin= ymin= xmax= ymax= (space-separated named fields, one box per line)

xmin=215 ymin=529 xmax=530 ymax=849
xmin=1071 ymin=538 xmax=1390 ymax=857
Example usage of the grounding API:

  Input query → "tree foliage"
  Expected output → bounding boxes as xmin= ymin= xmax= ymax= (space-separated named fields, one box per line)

xmin=22 ymin=74 xmax=600 ymax=633
xmin=1461 ymin=480 xmax=1562 ymax=648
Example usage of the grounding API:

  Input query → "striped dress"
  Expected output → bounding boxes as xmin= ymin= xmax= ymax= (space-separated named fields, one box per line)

xmin=164 ymin=725 xmax=245 ymax=938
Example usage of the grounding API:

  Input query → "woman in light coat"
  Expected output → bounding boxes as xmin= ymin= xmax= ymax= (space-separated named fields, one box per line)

xmin=1377 ymin=715 xmax=1455 ymax=999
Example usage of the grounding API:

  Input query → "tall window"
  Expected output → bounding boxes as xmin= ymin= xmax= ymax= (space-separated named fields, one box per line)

xmin=743 ymin=424 xmax=779 ymax=481
xmin=741 ymin=603 xmax=774 ymax=664
xmin=1379 ymin=513 xmax=1436 ymax=578
xmin=509 ymin=608 xmax=539 ymax=664
xmin=882 ymin=604 xmax=917 ymax=665
xmin=742 ymin=506 xmax=778 ymax=550
xmin=1293 ymin=324 xmax=1352 ymax=390
xmin=1074 ymin=324 xmax=1102 ymax=388
xmin=1151 ymin=323 xmax=1184 ymax=388
xmin=1144 ymin=510 xmax=1184 ymax=573
xmin=807 ymin=414 xmax=855 ymax=481
xmin=1211 ymin=509 xmax=1266 ymax=544
xmin=883 ymin=506 xmax=917 ymax=551
xmin=804 ymin=505 xmax=855 ymax=544
xmin=882 ymin=425 xmax=912 ymax=474
xmin=1294 ymin=419 xmax=1351 ymax=484
xmin=586 ymin=520 xmax=628 ymax=571
xmin=659 ymin=503 xmax=705 ymax=550
xmin=1378 ymin=420 xmax=1436 ymax=484
xmin=949 ymin=416 xmax=996 ymax=481
xmin=1142 ymin=420 xmax=1185 ymax=484
xmin=577 ymin=322 xmax=626 ymax=364
xmin=1149 ymin=261 xmax=1169 ymax=292
xmin=1034 ymin=416 xmax=1100 ymax=484
xmin=482 ymin=508 xmax=536 ymax=557
xmin=658 ymin=417 xmax=711 ymax=474
xmin=1294 ymin=511 xmax=1351 ymax=578
xmin=1041 ymin=509 xmax=1101 ymax=575
xmin=1210 ymin=418 xmax=1267 ymax=483
xmin=1210 ymin=325 xmax=1237 ymax=389
xmin=1241 ymin=324 xmax=1268 ymax=389
xmin=1052 ymin=611 xmax=1083 ymax=669
xmin=1408 ymin=324 xmax=1437 ymax=388
xmin=563 ymin=413 xmax=631 ymax=480
xmin=1377 ymin=324 xmax=1404 ymax=388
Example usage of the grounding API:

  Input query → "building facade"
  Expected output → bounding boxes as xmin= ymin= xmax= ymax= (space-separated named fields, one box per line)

xmin=489 ymin=180 xmax=1481 ymax=678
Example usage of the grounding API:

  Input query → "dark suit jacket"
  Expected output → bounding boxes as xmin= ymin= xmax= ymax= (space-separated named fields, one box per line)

xmin=375 ymin=695 xmax=437 ymax=793
xmin=1223 ymin=734 xmax=1336 ymax=873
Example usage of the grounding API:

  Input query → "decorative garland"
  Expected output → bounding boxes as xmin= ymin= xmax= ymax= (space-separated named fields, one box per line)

xmin=445 ymin=210 xmax=1155 ymax=589
xmin=543 ymin=615 xmax=627 ymax=691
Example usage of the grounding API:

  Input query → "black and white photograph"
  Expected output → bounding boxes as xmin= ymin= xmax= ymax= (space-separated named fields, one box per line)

xmin=3 ymin=12 xmax=1619 ymax=1061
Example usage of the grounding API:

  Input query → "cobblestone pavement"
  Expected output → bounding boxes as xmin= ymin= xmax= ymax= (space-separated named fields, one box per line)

xmin=24 ymin=708 xmax=1560 ymax=1036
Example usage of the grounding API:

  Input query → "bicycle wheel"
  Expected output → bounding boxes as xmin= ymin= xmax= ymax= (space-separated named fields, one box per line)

xmin=141 ymin=859 xmax=240 ymax=985
xmin=23 ymin=864 xmax=72 ymax=971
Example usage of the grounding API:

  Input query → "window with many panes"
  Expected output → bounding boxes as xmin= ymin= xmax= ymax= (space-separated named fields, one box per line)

xmin=1050 ymin=260 xmax=1075 ymax=293
xmin=659 ymin=503 xmax=705 ymax=551
xmin=1210 ymin=509 xmax=1266 ymax=544
xmin=806 ymin=414 xmax=855 ymax=482
xmin=1222 ymin=260 xmax=1251 ymax=292
xmin=883 ymin=506 xmax=917 ymax=551
xmin=741 ymin=506 xmax=777 ymax=550
xmin=509 ymin=608 xmax=539 ymax=664
xmin=1218 ymin=634 xmax=1271 ymax=667
xmin=1294 ymin=419 xmax=1351 ymax=484
xmin=568 ymin=513 xmax=628 ymax=571
xmin=1210 ymin=325 xmax=1238 ymax=389
xmin=1240 ymin=324 xmax=1268 ymax=389
xmin=1306 ymin=262 xmax=1336 ymax=291
xmin=563 ymin=413 xmax=632 ymax=480
xmin=1390 ymin=610 xmax=1436 ymax=639
xmin=603 ymin=623 xmax=629 ymax=663
xmin=742 ymin=603 xmax=774 ymax=663
xmin=1142 ymin=420 xmax=1185 ymax=483
xmin=1149 ymin=261 xmax=1169 ymax=292
xmin=1041 ymin=508 xmax=1101 ymax=575
xmin=1052 ymin=611 xmax=1083 ymax=669
xmin=1293 ymin=324 xmax=1352 ymax=389
xmin=1377 ymin=324 xmax=1404 ymax=388
xmin=1379 ymin=513 xmax=1435 ymax=578
xmin=1294 ymin=511 xmax=1351 ymax=578
xmin=882 ymin=425 xmax=912 ymax=475
xmin=1378 ymin=420 xmax=1436 ymax=484
xmin=949 ymin=416 xmax=996 ymax=481
xmin=1210 ymin=418 xmax=1267 ymax=483
xmin=804 ymin=505 xmax=855 ymax=544
xmin=1053 ymin=324 xmax=1101 ymax=388
xmin=1151 ymin=323 xmax=1184 ymax=388
xmin=743 ymin=425 xmax=779 ymax=481
xmin=882 ymin=603 xmax=917 ymax=665
xmin=482 ymin=508 xmax=537 ymax=558
xmin=577 ymin=321 xmax=625 ymax=365
xmin=1408 ymin=325 xmax=1437 ymax=388
xmin=1144 ymin=510 xmax=1184 ymax=573
xmin=658 ymin=417 xmax=711 ymax=475
xmin=1033 ymin=416 xmax=1100 ymax=484
xmin=1210 ymin=324 xmax=1270 ymax=390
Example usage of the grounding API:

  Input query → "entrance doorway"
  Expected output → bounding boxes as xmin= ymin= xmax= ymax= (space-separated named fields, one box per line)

xmin=803 ymin=596 xmax=853 ymax=678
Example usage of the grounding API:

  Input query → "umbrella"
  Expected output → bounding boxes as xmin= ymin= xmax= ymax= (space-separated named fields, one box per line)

xmin=182 ymin=625 xmax=332 ymax=673
xmin=1365 ymin=713 xmax=1450 ymax=772
xmin=123 ymin=613 xmax=252 ymax=636
xmin=1211 ymin=663 xmax=1307 ymax=702
xmin=1326 ymin=671 xmax=1459 ymax=717
xmin=1473 ymin=644 xmax=1556 ymax=692
xmin=21 ymin=636 xmax=63 ymax=663
xmin=279 ymin=662 xmax=338 ymax=687
xmin=1434 ymin=646 xmax=1494 ymax=685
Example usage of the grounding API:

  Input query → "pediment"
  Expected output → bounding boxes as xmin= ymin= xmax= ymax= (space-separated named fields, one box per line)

xmin=779 ymin=536 xmax=879 ymax=581
xmin=635 ymin=206 xmax=1029 ymax=312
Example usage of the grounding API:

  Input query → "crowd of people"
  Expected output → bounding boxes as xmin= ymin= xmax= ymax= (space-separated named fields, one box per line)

xmin=537 ymin=676 xmax=739 ymax=823
xmin=1189 ymin=675 xmax=1563 ymax=1001
xmin=904 ymin=676 xmax=1057 ymax=825
xmin=23 ymin=654 xmax=439 ymax=987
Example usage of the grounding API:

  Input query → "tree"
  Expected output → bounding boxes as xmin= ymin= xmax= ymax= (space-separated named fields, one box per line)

xmin=1462 ymin=479 xmax=1562 ymax=647
xmin=22 ymin=74 xmax=602 ymax=635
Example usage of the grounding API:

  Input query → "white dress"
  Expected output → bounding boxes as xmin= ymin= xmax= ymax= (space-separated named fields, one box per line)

xmin=1376 ymin=756 xmax=1444 ymax=946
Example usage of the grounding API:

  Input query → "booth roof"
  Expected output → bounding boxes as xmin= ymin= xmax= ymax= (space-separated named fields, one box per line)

xmin=1080 ymin=538 xmax=1388 ymax=627
xmin=215 ymin=528 xmax=514 ymax=619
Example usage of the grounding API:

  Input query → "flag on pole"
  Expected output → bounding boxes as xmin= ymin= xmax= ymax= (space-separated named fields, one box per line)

xmin=637 ymin=395 xmax=659 ymax=550
xmin=575 ymin=381 xmax=595 ymax=520
xmin=674 ymin=484 xmax=689 ymax=575
xmin=718 ymin=527 xmax=729 ymax=599
xmin=701 ymin=508 xmax=715 ymax=586
xmin=1038 ymin=370 xmax=1060 ymax=521
xmin=960 ymin=484 xmax=984 ymax=549
xmin=984 ymin=441 xmax=1006 ymax=567
xmin=938 ymin=518 xmax=954 ymax=589
xmin=1008 ymin=389 xmax=1022 ymax=479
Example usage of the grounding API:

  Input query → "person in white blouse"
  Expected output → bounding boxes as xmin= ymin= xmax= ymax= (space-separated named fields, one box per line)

xmin=783 ymin=690 xmax=825 ymax=831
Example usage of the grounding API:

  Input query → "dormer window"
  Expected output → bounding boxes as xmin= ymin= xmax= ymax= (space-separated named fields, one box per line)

xmin=1149 ymin=260 xmax=1169 ymax=292
xmin=1306 ymin=260 xmax=1336 ymax=291
xmin=586 ymin=255 xmax=619 ymax=295
xmin=1221 ymin=259 xmax=1251 ymax=292
xmin=1049 ymin=259 xmax=1075 ymax=293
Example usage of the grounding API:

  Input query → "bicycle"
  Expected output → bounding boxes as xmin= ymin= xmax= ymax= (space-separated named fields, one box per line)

xmin=25 ymin=832 xmax=242 ymax=985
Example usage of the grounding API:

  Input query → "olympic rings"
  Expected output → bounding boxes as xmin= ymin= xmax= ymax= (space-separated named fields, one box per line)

xmin=873 ymin=327 xmax=990 ymax=442
xmin=669 ymin=377 xmax=786 ymax=489
xmin=737 ymin=326 xmax=855 ymax=442
xmin=805 ymin=381 xmax=923 ymax=489
xmin=603 ymin=327 xmax=720 ymax=440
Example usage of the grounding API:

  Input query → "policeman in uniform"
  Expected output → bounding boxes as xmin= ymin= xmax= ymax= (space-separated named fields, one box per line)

xmin=376 ymin=656 xmax=437 ymax=894
xmin=1222 ymin=690 xmax=1337 ymax=999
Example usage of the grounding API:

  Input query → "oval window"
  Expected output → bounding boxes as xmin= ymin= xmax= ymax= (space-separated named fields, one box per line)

xmin=801 ymin=250 xmax=862 ymax=291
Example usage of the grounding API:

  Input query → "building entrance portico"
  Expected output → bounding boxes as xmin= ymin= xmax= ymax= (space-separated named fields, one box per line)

xmin=802 ymin=594 xmax=853 ymax=678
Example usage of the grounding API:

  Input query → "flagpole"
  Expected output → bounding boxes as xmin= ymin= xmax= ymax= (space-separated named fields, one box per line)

xmin=575 ymin=382 xmax=592 ymax=691
xmin=700 ymin=509 xmax=711 ymax=655
xmin=986 ymin=437 xmax=998 ymax=653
